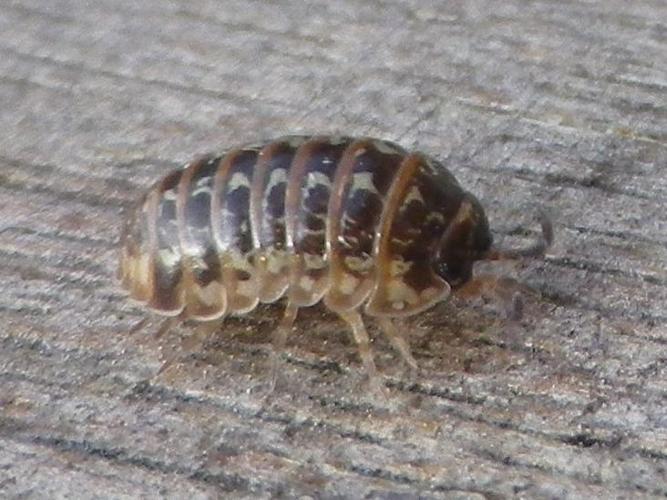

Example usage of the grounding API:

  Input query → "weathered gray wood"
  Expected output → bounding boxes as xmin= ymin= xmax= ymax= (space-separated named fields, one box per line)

xmin=1 ymin=0 xmax=665 ymax=498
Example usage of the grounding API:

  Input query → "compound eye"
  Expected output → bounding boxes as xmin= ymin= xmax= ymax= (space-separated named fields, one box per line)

xmin=432 ymin=260 xmax=449 ymax=280
xmin=433 ymin=259 xmax=473 ymax=288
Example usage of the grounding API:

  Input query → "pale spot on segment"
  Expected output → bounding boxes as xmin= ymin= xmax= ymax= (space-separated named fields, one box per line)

xmin=191 ymin=185 xmax=211 ymax=199
xmin=420 ymin=286 xmax=440 ymax=301
xmin=344 ymin=255 xmax=372 ymax=273
xmin=158 ymin=248 xmax=180 ymax=268
xmin=389 ymin=237 xmax=410 ymax=250
xmin=425 ymin=210 xmax=446 ymax=224
xmin=339 ymin=273 xmax=360 ymax=295
xmin=228 ymin=171 xmax=252 ymax=191
xmin=303 ymin=253 xmax=325 ymax=269
xmin=371 ymin=139 xmax=405 ymax=155
xmin=337 ymin=234 xmax=352 ymax=247
xmin=403 ymin=185 xmax=424 ymax=205
xmin=299 ymin=275 xmax=315 ymax=291
xmin=386 ymin=280 xmax=420 ymax=310
xmin=305 ymin=170 xmax=333 ymax=190
xmin=350 ymin=171 xmax=380 ymax=196
xmin=265 ymin=252 xmax=288 ymax=274
xmin=196 ymin=281 xmax=225 ymax=308
xmin=163 ymin=189 xmax=178 ymax=202
xmin=265 ymin=169 xmax=288 ymax=196
xmin=389 ymin=259 xmax=412 ymax=276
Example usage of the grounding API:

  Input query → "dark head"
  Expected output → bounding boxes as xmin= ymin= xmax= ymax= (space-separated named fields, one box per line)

xmin=433 ymin=195 xmax=553 ymax=288
xmin=433 ymin=193 xmax=493 ymax=288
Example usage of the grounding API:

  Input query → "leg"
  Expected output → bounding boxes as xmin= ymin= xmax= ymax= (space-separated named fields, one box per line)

xmin=128 ymin=317 xmax=149 ymax=335
xmin=157 ymin=318 xmax=221 ymax=376
xmin=455 ymin=274 xmax=535 ymax=320
xmin=182 ymin=320 xmax=221 ymax=351
xmin=153 ymin=317 xmax=179 ymax=375
xmin=152 ymin=317 xmax=180 ymax=375
xmin=154 ymin=317 xmax=178 ymax=339
xmin=268 ymin=302 xmax=298 ymax=391
xmin=337 ymin=310 xmax=381 ymax=390
xmin=495 ymin=277 xmax=526 ymax=321
xmin=376 ymin=317 xmax=419 ymax=372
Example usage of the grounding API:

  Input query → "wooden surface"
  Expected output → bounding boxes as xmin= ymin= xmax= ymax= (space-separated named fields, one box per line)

xmin=1 ymin=1 xmax=666 ymax=498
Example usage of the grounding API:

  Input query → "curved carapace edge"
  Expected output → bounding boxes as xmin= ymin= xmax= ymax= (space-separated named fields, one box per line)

xmin=118 ymin=135 xmax=552 ymax=377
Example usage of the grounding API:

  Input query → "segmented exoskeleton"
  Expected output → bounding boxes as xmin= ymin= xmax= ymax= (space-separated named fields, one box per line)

xmin=119 ymin=135 xmax=552 ymax=378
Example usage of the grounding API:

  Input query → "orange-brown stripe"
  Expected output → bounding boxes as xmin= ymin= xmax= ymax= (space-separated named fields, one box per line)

xmin=365 ymin=153 xmax=423 ymax=315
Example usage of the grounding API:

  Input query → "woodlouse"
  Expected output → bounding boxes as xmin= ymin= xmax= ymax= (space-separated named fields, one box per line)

xmin=119 ymin=135 xmax=552 ymax=379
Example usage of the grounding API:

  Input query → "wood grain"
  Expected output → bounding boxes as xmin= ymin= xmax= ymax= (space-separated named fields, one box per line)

xmin=1 ymin=0 xmax=665 ymax=498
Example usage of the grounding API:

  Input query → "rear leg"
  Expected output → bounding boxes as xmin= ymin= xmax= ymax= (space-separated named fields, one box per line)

xmin=128 ymin=317 xmax=149 ymax=335
xmin=376 ymin=317 xmax=419 ymax=373
xmin=125 ymin=316 xmax=179 ymax=373
xmin=154 ymin=316 xmax=179 ymax=340
xmin=267 ymin=302 xmax=299 ymax=392
xmin=156 ymin=318 xmax=222 ymax=376
xmin=336 ymin=310 xmax=386 ymax=396
xmin=151 ymin=317 xmax=181 ymax=374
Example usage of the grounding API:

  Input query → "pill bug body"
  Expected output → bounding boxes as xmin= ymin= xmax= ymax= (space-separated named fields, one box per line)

xmin=120 ymin=135 xmax=551 ymax=375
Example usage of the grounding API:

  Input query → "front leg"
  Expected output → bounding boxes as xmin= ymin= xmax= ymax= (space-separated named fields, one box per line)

xmin=454 ymin=274 xmax=538 ymax=321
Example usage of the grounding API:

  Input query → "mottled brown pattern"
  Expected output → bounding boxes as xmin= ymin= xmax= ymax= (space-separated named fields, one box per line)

xmin=399 ymin=163 xmax=466 ymax=293
xmin=212 ymin=148 xmax=260 ymax=313
xmin=289 ymin=137 xmax=351 ymax=305
xmin=250 ymin=138 xmax=305 ymax=303
xmin=325 ymin=139 xmax=407 ymax=311
xmin=149 ymin=170 xmax=184 ymax=313
xmin=177 ymin=155 xmax=225 ymax=319
xmin=5 ymin=1 xmax=662 ymax=494
xmin=251 ymin=139 xmax=302 ymax=252
xmin=122 ymin=135 xmax=496 ymax=322
xmin=366 ymin=156 xmax=464 ymax=316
